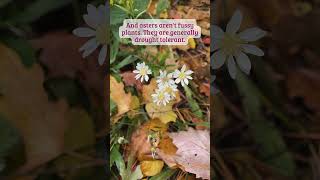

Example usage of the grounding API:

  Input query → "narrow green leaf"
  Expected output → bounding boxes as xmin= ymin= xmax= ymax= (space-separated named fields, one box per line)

xmin=184 ymin=85 xmax=204 ymax=119
xmin=236 ymin=71 xmax=296 ymax=177
xmin=110 ymin=39 xmax=119 ymax=64
xmin=110 ymin=144 xmax=126 ymax=177
xmin=114 ymin=55 xmax=138 ymax=70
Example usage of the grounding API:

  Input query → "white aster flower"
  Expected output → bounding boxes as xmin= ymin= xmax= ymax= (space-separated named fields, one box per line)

xmin=156 ymin=70 xmax=175 ymax=88
xmin=133 ymin=62 xmax=152 ymax=82
xmin=211 ymin=10 xmax=267 ymax=79
xmin=117 ymin=136 xmax=127 ymax=144
xmin=162 ymin=83 xmax=178 ymax=99
xmin=151 ymin=88 xmax=171 ymax=106
xmin=173 ymin=65 xmax=193 ymax=86
xmin=73 ymin=3 xmax=108 ymax=65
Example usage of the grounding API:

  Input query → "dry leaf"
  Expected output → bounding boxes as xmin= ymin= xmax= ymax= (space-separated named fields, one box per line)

xmin=121 ymin=71 xmax=143 ymax=92
xmin=287 ymin=68 xmax=320 ymax=114
xmin=110 ymin=75 xmax=132 ymax=121
xmin=129 ymin=119 xmax=167 ymax=161
xmin=199 ymin=83 xmax=210 ymax=97
xmin=157 ymin=135 xmax=178 ymax=167
xmin=0 ymin=43 xmax=91 ymax=173
xmin=169 ymin=128 xmax=210 ymax=179
xmin=142 ymin=79 xmax=158 ymax=103
xmin=31 ymin=32 xmax=105 ymax=106
xmin=145 ymin=102 xmax=177 ymax=124
xmin=140 ymin=160 xmax=164 ymax=177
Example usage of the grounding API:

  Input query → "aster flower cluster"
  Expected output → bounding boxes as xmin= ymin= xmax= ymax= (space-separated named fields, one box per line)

xmin=133 ymin=63 xmax=193 ymax=106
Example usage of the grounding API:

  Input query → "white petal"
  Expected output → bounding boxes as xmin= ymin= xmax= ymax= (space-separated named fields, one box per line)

xmin=226 ymin=10 xmax=242 ymax=34
xmin=184 ymin=78 xmax=189 ymax=85
xmin=133 ymin=70 xmax=139 ymax=73
xmin=227 ymin=56 xmax=237 ymax=79
xmin=187 ymin=76 xmax=193 ymax=80
xmin=236 ymin=52 xmax=251 ymax=74
xmin=211 ymin=39 xmax=221 ymax=52
xmin=135 ymin=74 xmax=141 ymax=79
xmin=181 ymin=80 xmax=185 ymax=86
xmin=87 ymin=4 xmax=98 ymax=16
xmin=73 ymin=27 xmax=96 ymax=37
xmin=140 ymin=77 xmax=143 ymax=82
xmin=212 ymin=25 xmax=225 ymax=39
xmin=147 ymin=70 xmax=152 ymax=74
xmin=241 ymin=44 xmax=264 ymax=56
xmin=238 ymin=28 xmax=267 ymax=42
xmin=145 ymin=75 xmax=149 ymax=82
xmin=80 ymin=38 xmax=99 ymax=58
xmin=211 ymin=50 xmax=226 ymax=69
xmin=98 ymin=45 xmax=107 ymax=65
xmin=181 ymin=65 xmax=186 ymax=72
xmin=83 ymin=14 xmax=99 ymax=29
xmin=185 ymin=70 xmax=193 ymax=75
xmin=175 ymin=78 xmax=181 ymax=84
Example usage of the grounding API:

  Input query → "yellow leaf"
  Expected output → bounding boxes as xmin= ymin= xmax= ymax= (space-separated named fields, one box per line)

xmin=188 ymin=38 xmax=196 ymax=49
xmin=140 ymin=160 xmax=164 ymax=177
xmin=145 ymin=102 xmax=177 ymax=124
xmin=130 ymin=95 xmax=140 ymax=110
xmin=110 ymin=76 xmax=132 ymax=120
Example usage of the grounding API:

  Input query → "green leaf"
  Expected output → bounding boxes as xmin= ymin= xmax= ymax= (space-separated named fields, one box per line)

xmin=133 ymin=0 xmax=150 ymax=14
xmin=184 ymin=85 xmax=204 ymax=119
xmin=236 ymin=71 xmax=296 ymax=177
xmin=110 ymin=39 xmax=119 ymax=64
xmin=0 ymin=115 xmax=20 ymax=157
xmin=110 ymin=98 xmax=117 ymax=115
xmin=0 ymin=36 xmax=36 ymax=67
xmin=156 ymin=0 xmax=170 ymax=16
xmin=44 ymin=78 xmax=89 ymax=107
xmin=114 ymin=55 xmax=138 ymax=70
xmin=129 ymin=165 xmax=143 ymax=180
xmin=110 ymin=144 xmax=126 ymax=177
xmin=9 ymin=0 xmax=72 ymax=24
xmin=150 ymin=168 xmax=176 ymax=180
xmin=0 ymin=0 xmax=11 ymax=8
xmin=111 ymin=5 xmax=128 ymax=25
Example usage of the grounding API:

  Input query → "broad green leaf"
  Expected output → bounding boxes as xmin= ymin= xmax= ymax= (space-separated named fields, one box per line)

xmin=133 ymin=0 xmax=150 ymax=14
xmin=9 ymin=0 xmax=72 ymax=24
xmin=111 ymin=5 xmax=128 ymax=25
xmin=184 ymin=86 xmax=203 ymax=119
xmin=0 ymin=36 xmax=36 ymax=67
xmin=150 ymin=168 xmax=176 ymax=180
xmin=156 ymin=0 xmax=170 ymax=16
xmin=236 ymin=71 xmax=296 ymax=177
xmin=0 ymin=0 xmax=11 ymax=8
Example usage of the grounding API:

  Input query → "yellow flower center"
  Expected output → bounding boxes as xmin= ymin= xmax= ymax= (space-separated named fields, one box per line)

xmin=96 ymin=24 xmax=108 ymax=45
xmin=179 ymin=73 xmax=186 ymax=79
xmin=140 ymin=68 xmax=147 ymax=75
xmin=158 ymin=92 xmax=165 ymax=100
xmin=221 ymin=33 xmax=243 ymax=55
